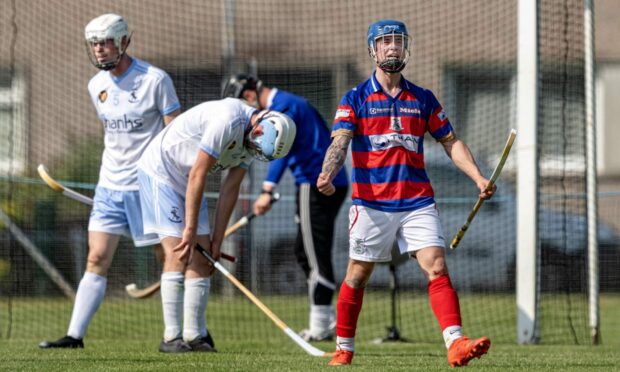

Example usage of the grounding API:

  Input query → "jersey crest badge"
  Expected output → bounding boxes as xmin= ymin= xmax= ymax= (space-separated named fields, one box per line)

xmin=167 ymin=207 xmax=182 ymax=223
xmin=98 ymin=90 xmax=108 ymax=103
xmin=352 ymin=238 xmax=367 ymax=255
xmin=390 ymin=116 xmax=402 ymax=131
xmin=128 ymin=90 xmax=139 ymax=103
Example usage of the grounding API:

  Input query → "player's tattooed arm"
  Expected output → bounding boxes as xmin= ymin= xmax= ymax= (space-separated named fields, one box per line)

xmin=318 ymin=130 xmax=352 ymax=195
xmin=321 ymin=133 xmax=352 ymax=180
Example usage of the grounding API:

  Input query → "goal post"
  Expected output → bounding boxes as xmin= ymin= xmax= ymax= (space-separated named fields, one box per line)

xmin=584 ymin=0 xmax=599 ymax=345
xmin=516 ymin=0 xmax=540 ymax=345
xmin=517 ymin=0 xmax=600 ymax=345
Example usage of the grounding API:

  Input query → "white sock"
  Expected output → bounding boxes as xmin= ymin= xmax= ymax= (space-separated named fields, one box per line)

xmin=336 ymin=336 xmax=355 ymax=352
xmin=161 ymin=272 xmax=184 ymax=341
xmin=443 ymin=325 xmax=463 ymax=349
xmin=309 ymin=304 xmax=335 ymax=336
xmin=67 ymin=272 xmax=107 ymax=339
xmin=183 ymin=277 xmax=211 ymax=342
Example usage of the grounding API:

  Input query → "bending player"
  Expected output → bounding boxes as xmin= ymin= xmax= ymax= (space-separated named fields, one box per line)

xmin=137 ymin=98 xmax=295 ymax=352
xmin=40 ymin=13 xmax=180 ymax=349
xmin=317 ymin=20 xmax=494 ymax=367
xmin=222 ymin=74 xmax=348 ymax=341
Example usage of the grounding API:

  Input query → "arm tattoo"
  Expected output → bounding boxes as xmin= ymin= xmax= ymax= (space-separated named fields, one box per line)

xmin=322 ymin=135 xmax=351 ymax=179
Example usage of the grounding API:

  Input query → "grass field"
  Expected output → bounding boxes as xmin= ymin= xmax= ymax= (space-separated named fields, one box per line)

xmin=0 ymin=294 xmax=619 ymax=371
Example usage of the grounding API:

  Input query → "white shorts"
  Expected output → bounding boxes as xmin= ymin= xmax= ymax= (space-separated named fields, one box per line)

xmin=88 ymin=185 xmax=159 ymax=247
xmin=137 ymin=170 xmax=210 ymax=239
xmin=348 ymin=203 xmax=446 ymax=262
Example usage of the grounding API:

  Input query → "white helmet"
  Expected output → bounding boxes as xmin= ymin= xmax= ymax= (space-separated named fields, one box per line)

xmin=84 ymin=14 xmax=130 ymax=70
xmin=246 ymin=111 xmax=296 ymax=161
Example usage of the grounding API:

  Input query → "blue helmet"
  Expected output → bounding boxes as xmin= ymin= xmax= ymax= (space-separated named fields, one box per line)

xmin=367 ymin=19 xmax=410 ymax=73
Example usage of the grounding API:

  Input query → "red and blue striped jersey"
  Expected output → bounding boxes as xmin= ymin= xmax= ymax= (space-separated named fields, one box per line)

xmin=332 ymin=72 xmax=453 ymax=212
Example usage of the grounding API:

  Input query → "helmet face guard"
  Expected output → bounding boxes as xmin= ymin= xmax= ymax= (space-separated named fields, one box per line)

xmin=247 ymin=119 xmax=278 ymax=161
xmin=84 ymin=14 xmax=130 ymax=70
xmin=367 ymin=20 xmax=410 ymax=73
xmin=245 ymin=110 xmax=296 ymax=162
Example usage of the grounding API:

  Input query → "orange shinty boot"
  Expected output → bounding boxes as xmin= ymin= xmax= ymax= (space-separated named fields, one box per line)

xmin=327 ymin=349 xmax=354 ymax=366
xmin=447 ymin=336 xmax=491 ymax=367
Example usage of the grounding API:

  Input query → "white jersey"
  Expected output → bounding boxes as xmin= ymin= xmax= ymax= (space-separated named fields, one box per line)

xmin=139 ymin=98 xmax=257 ymax=195
xmin=88 ymin=57 xmax=180 ymax=191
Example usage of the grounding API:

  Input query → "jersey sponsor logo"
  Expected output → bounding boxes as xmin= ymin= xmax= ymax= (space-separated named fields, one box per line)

xmin=103 ymin=115 xmax=144 ymax=132
xmin=168 ymin=207 xmax=182 ymax=223
xmin=369 ymin=107 xmax=391 ymax=115
xmin=368 ymin=133 xmax=420 ymax=152
xmin=399 ymin=107 xmax=420 ymax=115
xmin=335 ymin=108 xmax=351 ymax=120
xmin=98 ymin=90 xmax=108 ymax=103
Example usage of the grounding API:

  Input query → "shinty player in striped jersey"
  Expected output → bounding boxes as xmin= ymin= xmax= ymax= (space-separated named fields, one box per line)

xmin=317 ymin=19 xmax=494 ymax=367
xmin=39 ymin=13 xmax=181 ymax=349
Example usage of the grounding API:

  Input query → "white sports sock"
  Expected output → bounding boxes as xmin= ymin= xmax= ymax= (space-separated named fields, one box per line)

xmin=161 ymin=272 xmax=184 ymax=341
xmin=336 ymin=336 xmax=355 ymax=352
xmin=67 ymin=272 xmax=107 ymax=339
xmin=309 ymin=304 xmax=335 ymax=336
xmin=443 ymin=325 xmax=463 ymax=349
xmin=183 ymin=277 xmax=211 ymax=342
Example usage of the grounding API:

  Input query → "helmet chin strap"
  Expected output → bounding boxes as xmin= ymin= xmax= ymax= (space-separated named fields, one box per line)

xmin=97 ymin=56 xmax=121 ymax=71
xmin=378 ymin=57 xmax=406 ymax=73
xmin=97 ymin=43 xmax=128 ymax=70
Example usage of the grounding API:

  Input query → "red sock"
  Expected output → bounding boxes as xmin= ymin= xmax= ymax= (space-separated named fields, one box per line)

xmin=335 ymin=281 xmax=365 ymax=338
xmin=428 ymin=275 xmax=461 ymax=330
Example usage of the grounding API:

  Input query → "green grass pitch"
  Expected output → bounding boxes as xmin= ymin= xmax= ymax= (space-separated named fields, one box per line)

xmin=0 ymin=294 xmax=618 ymax=371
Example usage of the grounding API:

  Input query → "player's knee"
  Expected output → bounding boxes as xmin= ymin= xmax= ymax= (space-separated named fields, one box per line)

xmin=187 ymin=255 xmax=213 ymax=277
xmin=344 ymin=260 xmax=374 ymax=288
xmin=431 ymin=265 xmax=449 ymax=278
xmin=86 ymin=252 xmax=111 ymax=273
xmin=162 ymin=254 xmax=187 ymax=272
xmin=426 ymin=259 xmax=449 ymax=280
xmin=417 ymin=257 xmax=449 ymax=281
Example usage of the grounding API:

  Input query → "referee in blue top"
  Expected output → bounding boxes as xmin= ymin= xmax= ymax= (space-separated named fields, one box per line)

xmin=223 ymin=74 xmax=349 ymax=341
